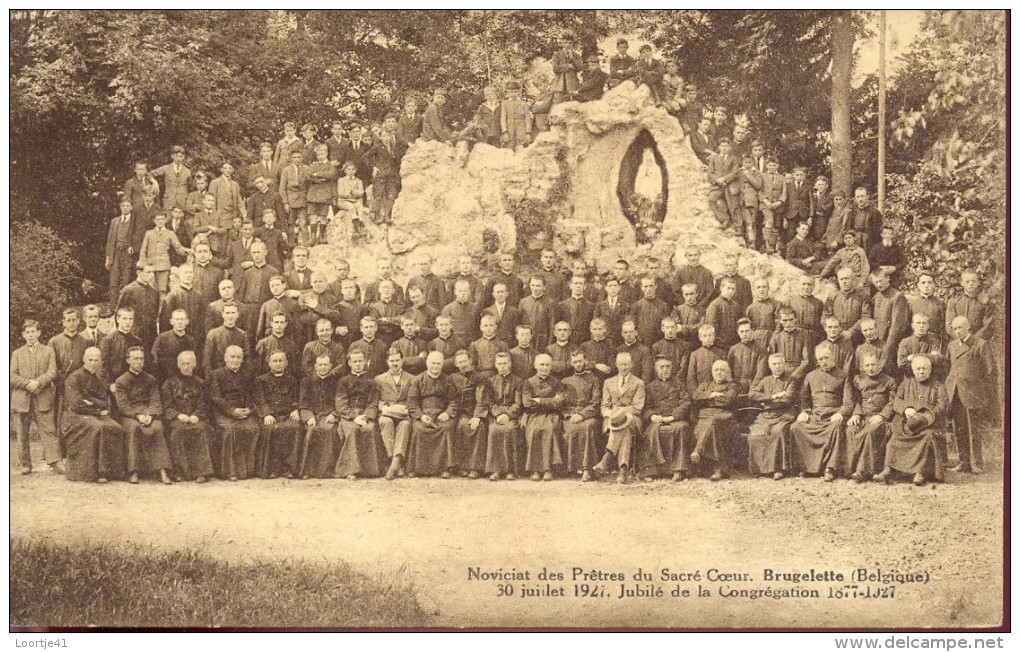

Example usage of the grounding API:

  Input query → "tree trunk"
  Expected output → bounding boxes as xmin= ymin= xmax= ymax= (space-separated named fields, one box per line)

xmin=830 ymin=11 xmax=854 ymax=198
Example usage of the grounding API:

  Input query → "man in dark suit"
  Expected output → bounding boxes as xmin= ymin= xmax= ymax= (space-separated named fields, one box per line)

xmin=132 ymin=189 xmax=161 ymax=249
xmin=945 ymin=315 xmax=997 ymax=474
xmin=707 ymin=139 xmax=740 ymax=230
xmin=784 ymin=166 xmax=811 ymax=239
xmin=244 ymin=142 xmax=281 ymax=193
xmin=339 ymin=124 xmax=372 ymax=186
xmin=123 ymin=161 xmax=160 ymax=211
xmin=166 ymin=206 xmax=193 ymax=267
xmin=679 ymin=84 xmax=707 ymax=135
xmin=608 ymin=38 xmax=635 ymax=87
xmin=367 ymin=117 xmax=403 ymax=225
xmin=808 ymin=175 xmax=834 ymax=243
xmin=593 ymin=277 xmax=631 ymax=347
xmin=482 ymin=282 xmax=522 ymax=346
xmin=283 ymin=246 xmax=314 ymax=294
xmin=632 ymin=44 xmax=664 ymax=101
xmin=572 ymin=54 xmax=608 ymax=103
xmin=224 ymin=220 xmax=256 ymax=281
xmin=689 ymin=116 xmax=716 ymax=165
xmin=326 ymin=121 xmax=348 ymax=166
xmin=106 ymin=198 xmax=140 ymax=305
xmin=397 ymin=98 xmax=423 ymax=148
xmin=750 ymin=140 xmax=767 ymax=174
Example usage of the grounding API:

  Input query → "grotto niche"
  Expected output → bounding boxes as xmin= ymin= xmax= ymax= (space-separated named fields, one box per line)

xmin=616 ymin=129 xmax=669 ymax=243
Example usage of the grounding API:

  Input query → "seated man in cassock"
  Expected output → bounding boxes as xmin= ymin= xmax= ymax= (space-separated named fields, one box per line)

xmin=639 ymin=355 xmax=694 ymax=482
xmin=560 ymin=349 xmax=600 ymax=482
xmin=690 ymin=359 xmax=740 ymax=480
xmin=449 ymin=350 xmax=488 ymax=479
xmin=593 ymin=351 xmax=645 ymax=484
xmin=845 ymin=352 xmax=897 ymax=482
xmin=875 ymin=355 xmax=950 ymax=486
xmin=209 ymin=344 xmax=260 ymax=480
xmin=482 ymin=351 xmax=524 ymax=481
xmin=746 ymin=353 xmax=797 ymax=480
xmin=790 ymin=342 xmax=853 ymax=482
xmin=376 ymin=348 xmax=415 ymax=480
xmin=255 ymin=350 xmax=302 ymax=479
xmin=407 ymin=350 xmax=459 ymax=477
xmin=161 ymin=350 xmax=215 ymax=483
xmin=114 ymin=346 xmax=172 ymax=485
xmin=334 ymin=349 xmax=385 ymax=480
xmin=297 ymin=354 xmax=340 ymax=479
xmin=62 ymin=347 xmax=126 ymax=483
xmin=522 ymin=353 xmax=567 ymax=482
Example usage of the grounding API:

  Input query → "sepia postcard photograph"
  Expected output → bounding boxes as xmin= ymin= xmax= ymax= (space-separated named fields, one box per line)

xmin=7 ymin=8 xmax=1007 ymax=635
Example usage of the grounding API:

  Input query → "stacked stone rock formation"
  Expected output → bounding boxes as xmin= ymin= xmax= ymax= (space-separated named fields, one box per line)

xmin=310 ymin=81 xmax=829 ymax=303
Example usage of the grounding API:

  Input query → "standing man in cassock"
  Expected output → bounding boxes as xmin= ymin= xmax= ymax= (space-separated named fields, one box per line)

xmin=870 ymin=270 xmax=911 ymax=376
xmin=945 ymin=316 xmax=996 ymax=475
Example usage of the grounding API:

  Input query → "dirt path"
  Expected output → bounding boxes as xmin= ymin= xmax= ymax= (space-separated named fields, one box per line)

xmin=10 ymin=469 xmax=1003 ymax=629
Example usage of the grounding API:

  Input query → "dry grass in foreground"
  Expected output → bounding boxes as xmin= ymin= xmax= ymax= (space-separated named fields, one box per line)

xmin=10 ymin=539 xmax=431 ymax=629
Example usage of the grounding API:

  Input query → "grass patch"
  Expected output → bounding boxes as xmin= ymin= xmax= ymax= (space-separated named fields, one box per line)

xmin=11 ymin=539 xmax=431 ymax=628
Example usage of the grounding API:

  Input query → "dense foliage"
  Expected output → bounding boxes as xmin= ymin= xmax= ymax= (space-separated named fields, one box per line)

xmin=883 ymin=11 xmax=1005 ymax=304
xmin=10 ymin=221 xmax=94 ymax=347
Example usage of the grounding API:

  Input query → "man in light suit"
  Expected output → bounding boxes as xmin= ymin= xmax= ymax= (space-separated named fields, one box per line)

xmin=11 ymin=319 xmax=59 ymax=474
xmin=376 ymin=348 xmax=416 ymax=480
xmin=279 ymin=150 xmax=310 ymax=232
xmin=706 ymin=138 xmax=740 ymax=231
xmin=738 ymin=155 xmax=764 ymax=250
xmin=593 ymin=351 xmax=646 ymax=484
xmin=551 ymin=34 xmax=583 ymax=104
xmin=945 ymin=316 xmax=997 ymax=474
xmin=149 ymin=145 xmax=192 ymax=212
xmin=759 ymin=157 xmax=787 ymax=254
